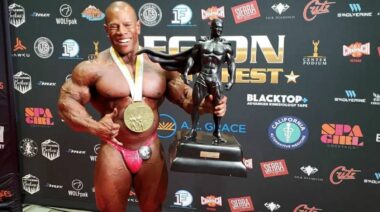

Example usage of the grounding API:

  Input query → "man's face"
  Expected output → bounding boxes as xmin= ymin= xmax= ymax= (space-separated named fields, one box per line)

xmin=211 ymin=22 xmax=223 ymax=37
xmin=104 ymin=7 xmax=140 ymax=56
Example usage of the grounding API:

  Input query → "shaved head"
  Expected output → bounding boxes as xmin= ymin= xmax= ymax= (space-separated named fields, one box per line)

xmin=105 ymin=1 xmax=137 ymax=24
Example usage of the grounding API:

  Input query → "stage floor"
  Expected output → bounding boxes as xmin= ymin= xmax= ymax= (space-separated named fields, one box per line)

xmin=23 ymin=204 xmax=92 ymax=212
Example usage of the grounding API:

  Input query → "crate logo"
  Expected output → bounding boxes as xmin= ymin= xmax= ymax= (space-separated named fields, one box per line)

xmin=25 ymin=107 xmax=54 ymax=126
xmin=201 ymin=195 xmax=222 ymax=209
xmin=227 ymin=196 xmax=254 ymax=212
xmin=171 ymin=190 xmax=194 ymax=209
xmin=371 ymin=93 xmax=380 ymax=106
xmin=34 ymin=37 xmax=54 ymax=59
xmin=138 ymin=3 xmax=162 ymax=27
xmin=22 ymin=174 xmax=40 ymax=194
xmin=59 ymin=39 xmax=82 ymax=59
xmin=294 ymin=204 xmax=322 ymax=212
xmin=265 ymin=202 xmax=281 ymax=211
xmin=20 ymin=138 xmax=38 ymax=157
xmin=56 ymin=4 xmax=77 ymax=25
xmin=14 ymin=71 xmax=32 ymax=94
xmin=158 ymin=114 xmax=177 ymax=139
xmin=260 ymin=159 xmax=288 ymax=178
xmin=343 ymin=42 xmax=370 ymax=63
xmin=81 ymin=5 xmax=105 ymax=21
xmin=68 ymin=179 xmax=88 ymax=198
xmin=231 ymin=0 xmax=261 ymax=24
xmin=329 ymin=166 xmax=361 ymax=185
xmin=303 ymin=40 xmax=327 ymax=66
xmin=9 ymin=3 xmax=25 ymax=27
xmin=321 ymin=124 xmax=364 ymax=147
xmin=41 ymin=139 xmax=60 ymax=161
xmin=247 ymin=94 xmax=308 ymax=108
xmin=268 ymin=116 xmax=309 ymax=150
xmin=169 ymin=4 xmax=195 ymax=27
xmin=201 ymin=6 xmax=225 ymax=21
xmin=303 ymin=0 xmax=335 ymax=21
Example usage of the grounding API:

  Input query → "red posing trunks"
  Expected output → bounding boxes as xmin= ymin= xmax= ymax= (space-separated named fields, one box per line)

xmin=104 ymin=133 xmax=157 ymax=174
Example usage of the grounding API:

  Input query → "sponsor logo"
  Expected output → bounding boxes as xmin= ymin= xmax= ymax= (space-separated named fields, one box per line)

xmin=128 ymin=189 xmax=139 ymax=203
xmin=268 ymin=116 xmax=309 ymax=150
xmin=41 ymin=139 xmax=60 ymax=160
xmin=68 ymin=179 xmax=88 ymax=198
xmin=168 ymin=4 xmax=195 ymax=27
xmin=37 ymin=81 xmax=56 ymax=87
xmin=171 ymin=190 xmax=195 ymax=209
xmin=231 ymin=0 xmax=261 ymax=24
xmin=243 ymin=158 xmax=253 ymax=169
xmin=329 ymin=166 xmax=361 ymax=185
xmin=14 ymin=71 xmax=32 ymax=94
xmin=303 ymin=0 xmax=336 ymax=21
xmin=81 ymin=5 xmax=105 ymax=21
xmin=25 ymin=107 xmax=54 ymax=126
xmin=45 ymin=183 xmax=64 ymax=189
xmin=88 ymin=41 xmax=100 ymax=61
xmin=201 ymin=195 xmax=222 ymax=210
xmin=265 ymin=202 xmax=281 ymax=211
xmin=34 ymin=37 xmax=54 ymax=59
xmin=343 ymin=42 xmax=370 ymax=63
xmin=321 ymin=124 xmax=364 ymax=148
xmin=294 ymin=165 xmax=324 ymax=182
xmin=31 ymin=12 xmax=50 ymax=18
xmin=90 ymin=144 xmax=100 ymax=162
xmin=12 ymin=37 xmax=30 ymax=58
xmin=376 ymin=134 xmax=380 ymax=143
xmin=138 ymin=3 xmax=162 ymax=27
xmin=20 ymin=138 xmax=38 ymax=157
xmin=370 ymin=93 xmax=380 ymax=105
xmin=337 ymin=4 xmax=372 ymax=18
xmin=201 ymin=6 xmax=225 ymax=21
xmin=56 ymin=4 xmax=77 ymax=25
xmin=227 ymin=196 xmax=254 ymax=212
xmin=67 ymin=148 xmax=86 ymax=155
xmin=180 ymin=121 xmax=246 ymax=134
xmin=266 ymin=2 xmax=295 ymax=20
xmin=158 ymin=114 xmax=177 ymax=139
xmin=0 ymin=190 xmax=12 ymax=201
xmin=22 ymin=174 xmax=40 ymax=194
xmin=260 ymin=159 xmax=288 ymax=178
xmin=303 ymin=40 xmax=327 ymax=66
xmin=294 ymin=204 xmax=322 ymax=212
xmin=247 ymin=93 xmax=308 ymax=108
xmin=9 ymin=3 xmax=25 ymax=27
xmin=363 ymin=172 xmax=380 ymax=185
xmin=59 ymin=39 xmax=82 ymax=59
xmin=334 ymin=90 xmax=366 ymax=103
xmin=284 ymin=71 xmax=299 ymax=83
xmin=0 ymin=126 xmax=4 ymax=150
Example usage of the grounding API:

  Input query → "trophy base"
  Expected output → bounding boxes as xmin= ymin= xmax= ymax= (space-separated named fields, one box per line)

xmin=169 ymin=130 xmax=247 ymax=177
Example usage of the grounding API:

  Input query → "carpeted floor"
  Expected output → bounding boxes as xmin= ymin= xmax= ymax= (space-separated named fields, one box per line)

xmin=23 ymin=204 xmax=92 ymax=212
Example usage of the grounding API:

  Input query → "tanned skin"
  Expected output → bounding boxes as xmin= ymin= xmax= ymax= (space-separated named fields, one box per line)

xmin=57 ymin=1 xmax=227 ymax=212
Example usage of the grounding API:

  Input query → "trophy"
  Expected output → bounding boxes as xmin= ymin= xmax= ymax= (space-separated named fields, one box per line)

xmin=138 ymin=19 xmax=246 ymax=177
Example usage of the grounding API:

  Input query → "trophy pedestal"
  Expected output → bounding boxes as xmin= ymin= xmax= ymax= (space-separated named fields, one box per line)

xmin=169 ymin=130 xmax=247 ymax=177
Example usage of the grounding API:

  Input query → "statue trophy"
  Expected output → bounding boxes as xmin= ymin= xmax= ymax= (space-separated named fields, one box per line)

xmin=138 ymin=19 xmax=246 ymax=177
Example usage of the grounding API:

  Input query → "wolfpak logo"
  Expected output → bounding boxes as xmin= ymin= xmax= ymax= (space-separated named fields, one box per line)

xmin=56 ymin=4 xmax=77 ymax=25
xmin=247 ymin=94 xmax=308 ymax=108
xmin=343 ymin=42 xmax=370 ymax=63
xmin=25 ymin=107 xmax=54 ymax=126
xmin=231 ymin=0 xmax=261 ymax=24
xmin=90 ymin=144 xmax=100 ymax=162
xmin=321 ymin=124 xmax=364 ymax=147
xmin=201 ymin=195 xmax=222 ymax=209
xmin=81 ymin=5 xmax=105 ymax=21
xmin=294 ymin=204 xmax=322 ymax=212
xmin=22 ymin=174 xmax=40 ymax=194
xmin=68 ymin=179 xmax=88 ymax=198
xmin=268 ymin=116 xmax=309 ymax=150
xmin=158 ymin=114 xmax=177 ymax=139
xmin=329 ymin=166 xmax=361 ymax=185
xmin=14 ymin=71 xmax=32 ymax=94
xmin=303 ymin=0 xmax=336 ymax=21
xmin=337 ymin=4 xmax=372 ymax=18
xmin=260 ymin=159 xmax=288 ymax=178
xmin=201 ymin=6 xmax=225 ymax=21
xmin=9 ymin=3 xmax=25 ymax=27
xmin=227 ymin=196 xmax=254 ymax=212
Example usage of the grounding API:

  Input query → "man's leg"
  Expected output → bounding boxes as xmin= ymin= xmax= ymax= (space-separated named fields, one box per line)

xmin=185 ymin=83 xmax=206 ymax=140
xmin=133 ymin=139 xmax=168 ymax=212
xmin=95 ymin=143 xmax=132 ymax=212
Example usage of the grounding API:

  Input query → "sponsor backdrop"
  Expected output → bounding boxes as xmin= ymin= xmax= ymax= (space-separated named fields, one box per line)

xmin=4 ymin=0 xmax=380 ymax=211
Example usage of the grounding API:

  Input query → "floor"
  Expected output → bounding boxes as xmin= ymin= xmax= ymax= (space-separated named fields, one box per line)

xmin=23 ymin=204 xmax=92 ymax=212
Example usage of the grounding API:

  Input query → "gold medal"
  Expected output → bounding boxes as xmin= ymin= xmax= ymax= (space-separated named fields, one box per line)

xmin=123 ymin=102 xmax=154 ymax=132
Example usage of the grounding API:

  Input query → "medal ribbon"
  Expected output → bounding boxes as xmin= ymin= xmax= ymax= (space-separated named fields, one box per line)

xmin=110 ymin=47 xmax=143 ymax=101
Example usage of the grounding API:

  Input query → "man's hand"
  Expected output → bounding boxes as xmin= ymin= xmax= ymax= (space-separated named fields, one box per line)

xmin=94 ymin=108 xmax=122 ymax=145
xmin=224 ymin=82 xmax=233 ymax=91
xmin=203 ymin=95 xmax=228 ymax=117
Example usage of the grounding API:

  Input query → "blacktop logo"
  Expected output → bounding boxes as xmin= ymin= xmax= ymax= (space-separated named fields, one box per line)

xmin=158 ymin=114 xmax=177 ymax=139
xmin=268 ymin=116 xmax=309 ymax=150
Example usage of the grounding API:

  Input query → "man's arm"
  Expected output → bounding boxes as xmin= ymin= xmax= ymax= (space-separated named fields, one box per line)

xmin=57 ymin=62 xmax=120 ymax=141
xmin=224 ymin=44 xmax=236 ymax=90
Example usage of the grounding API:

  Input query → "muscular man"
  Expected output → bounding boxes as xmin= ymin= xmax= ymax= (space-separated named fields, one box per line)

xmin=57 ymin=2 xmax=227 ymax=212
xmin=184 ymin=18 xmax=235 ymax=143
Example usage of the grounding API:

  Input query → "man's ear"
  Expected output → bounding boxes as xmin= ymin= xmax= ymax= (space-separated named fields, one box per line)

xmin=104 ymin=23 xmax=108 ymax=34
xmin=136 ymin=20 xmax=141 ymax=35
